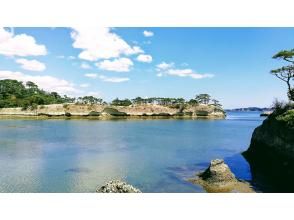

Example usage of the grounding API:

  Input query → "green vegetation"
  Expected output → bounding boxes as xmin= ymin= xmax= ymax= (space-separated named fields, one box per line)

xmin=102 ymin=107 xmax=128 ymax=116
xmin=0 ymin=80 xmax=74 ymax=109
xmin=0 ymin=79 xmax=224 ymax=112
xmin=0 ymin=79 xmax=106 ymax=110
xmin=271 ymin=49 xmax=294 ymax=101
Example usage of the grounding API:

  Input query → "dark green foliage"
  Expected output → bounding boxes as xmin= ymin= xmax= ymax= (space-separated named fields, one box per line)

xmin=111 ymin=98 xmax=132 ymax=106
xmin=77 ymin=96 xmax=102 ymax=105
xmin=88 ymin=111 xmax=101 ymax=116
xmin=272 ymin=49 xmax=294 ymax=101
xmin=65 ymin=112 xmax=71 ymax=117
xmin=103 ymin=107 xmax=128 ymax=116
xmin=0 ymin=79 xmax=74 ymax=109
xmin=196 ymin=110 xmax=209 ymax=116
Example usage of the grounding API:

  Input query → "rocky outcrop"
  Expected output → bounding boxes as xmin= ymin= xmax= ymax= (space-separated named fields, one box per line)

xmin=189 ymin=159 xmax=254 ymax=193
xmin=0 ymin=103 xmax=225 ymax=119
xmin=243 ymin=110 xmax=294 ymax=192
xmin=96 ymin=180 xmax=141 ymax=193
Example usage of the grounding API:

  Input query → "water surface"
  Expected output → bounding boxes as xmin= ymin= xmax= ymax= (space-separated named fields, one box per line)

xmin=0 ymin=111 xmax=264 ymax=192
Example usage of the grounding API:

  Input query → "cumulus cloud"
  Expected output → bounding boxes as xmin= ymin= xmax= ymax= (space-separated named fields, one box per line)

xmin=0 ymin=70 xmax=80 ymax=95
xmin=84 ymin=73 xmax=98 ymax=78
xmin=71 ymin=27 xmax=143 ymax=61
xmin=80 ymin=62 xmax=92 ymax=69
xmin=15 ymin=58 xmax=46 ymax=72
xmin=167 ymin=69 xmax=214 ymax=79
xmin=95 ymin=58 xmax=133 ymax=72
xmin=156 ymin=62 xmax=174 ymax=70
xmin=156 ymin=62 xmax=214 ymax=79
xmin=98 ymin=75 xmax=129 ymax=83
xmin=0 ymin=27 xmax=47 ymax=57
xmin=143 ymin=30 xmax=154 ymax=37
xmin=136 ymin=54 xmax=152 ymax=63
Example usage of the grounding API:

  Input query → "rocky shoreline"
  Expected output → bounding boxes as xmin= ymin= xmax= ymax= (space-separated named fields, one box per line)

xmin=243 ymin=109 xmax=294 ymax=192
xmin=0 ymin=103 xmax=225 ymax=120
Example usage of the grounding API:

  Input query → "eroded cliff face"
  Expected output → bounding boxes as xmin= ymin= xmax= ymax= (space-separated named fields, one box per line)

xmin=243 ymin=110 xmax=294 ymax=192
xmin=0 ymin=103 xmax=225 ymax=119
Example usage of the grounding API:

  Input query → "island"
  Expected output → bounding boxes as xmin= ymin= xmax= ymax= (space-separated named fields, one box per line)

xmin=0 ymin=79 xmax=225 ymax=119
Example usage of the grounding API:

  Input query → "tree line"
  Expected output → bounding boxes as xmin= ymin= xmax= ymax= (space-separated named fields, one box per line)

xmin=0 ymin=79 xmax=222 ymax=109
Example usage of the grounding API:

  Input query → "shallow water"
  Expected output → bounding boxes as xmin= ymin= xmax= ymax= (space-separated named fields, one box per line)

xmin=0 ymin=111 xmax=264 ymax=192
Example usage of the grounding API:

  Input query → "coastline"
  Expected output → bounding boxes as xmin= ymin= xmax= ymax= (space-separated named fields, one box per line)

xmin=0 ymin=103 xmax=226 ymax=120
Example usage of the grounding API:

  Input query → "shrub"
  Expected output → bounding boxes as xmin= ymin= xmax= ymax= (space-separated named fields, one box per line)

xmin=88 ymin=111 xmax=100 ymax=116
xmin=65 ymin=112 xmax=71 ymax=117
xmin=196 ymin=110 xmax=209 ymax=116
xmin=151 ymin=112 xmax=171 ymax=116
xmin=103 ymin=107 xmax=128 ymax=116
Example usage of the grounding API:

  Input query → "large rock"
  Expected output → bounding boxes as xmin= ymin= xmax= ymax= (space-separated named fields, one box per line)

xmin=96 ymin=180 xmax=141 ymax=193
xmin=189 ymin=159 xmax=254 ymax=193
xmin=243 ymin=109 xmax=294 ymax=192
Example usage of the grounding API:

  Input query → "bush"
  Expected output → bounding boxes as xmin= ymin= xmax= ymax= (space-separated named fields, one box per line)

xmin=196 ymin=110 xmax=209 ymax=116
xmin=88 ymin=111 xmax=100 ymax=116
xmin=271 ymin=99 xmax=293 ymax=116
xmin=65 ymin=112 xmax=71 ymax=117
xmin=103 ymin=107 xmax=128 ymax=116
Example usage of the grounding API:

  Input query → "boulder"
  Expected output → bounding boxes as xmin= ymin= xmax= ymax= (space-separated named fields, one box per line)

xmin=96 ymin=180 xmax=141 ymax=193
xmin=189 ymin=159 xmax=254 ymax=193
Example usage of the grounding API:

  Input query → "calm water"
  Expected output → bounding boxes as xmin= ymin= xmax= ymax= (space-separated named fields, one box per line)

xmin=0 ymin=111 xmax=264 ymax=192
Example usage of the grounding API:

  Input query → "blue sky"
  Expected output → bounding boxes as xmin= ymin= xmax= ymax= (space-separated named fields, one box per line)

xmin=0 ymin=27 xmax=293 ymax=108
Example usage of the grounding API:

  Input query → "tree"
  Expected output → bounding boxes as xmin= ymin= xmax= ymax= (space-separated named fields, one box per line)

xmin=272 ymin=49 xmax=294 ymax=101
xmin=195 ymin=94 xmax=211 ymax=104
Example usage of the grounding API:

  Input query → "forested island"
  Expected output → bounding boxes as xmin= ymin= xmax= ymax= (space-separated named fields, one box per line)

xmin=0 ymin=79 xmax=225 ymax=119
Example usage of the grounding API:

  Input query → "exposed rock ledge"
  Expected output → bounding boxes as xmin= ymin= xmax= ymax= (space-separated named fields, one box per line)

xmin=0 ymin=103 xmax=225 ymax=119
xmin=189 ymin=159 xmax=254 ymax=193
xmin=96 ymin=180 xmax=141 ymax=193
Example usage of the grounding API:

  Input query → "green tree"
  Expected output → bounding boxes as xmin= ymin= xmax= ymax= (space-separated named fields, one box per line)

xmin=272 ymin=49 xmax=294 ymax=101
xmin=195 ymin=94 xmax=211 ymax=104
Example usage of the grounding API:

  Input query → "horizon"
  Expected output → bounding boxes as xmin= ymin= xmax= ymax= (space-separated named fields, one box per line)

xmin=0 ymin=27 xmax=292 ymax=108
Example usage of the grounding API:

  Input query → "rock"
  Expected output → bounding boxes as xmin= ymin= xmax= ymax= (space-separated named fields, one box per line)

xmin=189 ymin=159 xmax=254 ymax=193
xmin=96 ymin=180 xmax=141 ymax=193
xmin=243 ymin=109 xmax=294 ymax=192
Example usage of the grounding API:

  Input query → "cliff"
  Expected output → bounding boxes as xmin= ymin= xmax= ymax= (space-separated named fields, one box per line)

xmin=243 ymin=109 xmax=294 ymax=192
xmin=0 ymin=103 xmax=225 ymax=119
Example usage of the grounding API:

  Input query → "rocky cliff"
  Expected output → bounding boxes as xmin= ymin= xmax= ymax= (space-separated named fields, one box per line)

xmin=0 ymin=103 xmax=225 ymax=119
xmin=243 ymin=109 xmax=294 ymax=192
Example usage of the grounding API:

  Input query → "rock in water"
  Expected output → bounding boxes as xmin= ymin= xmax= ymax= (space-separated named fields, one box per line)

xmin=189 ymin=159 xmax=254 ymax=193
xmin=96 ymin=180 xmax=142 ymax=193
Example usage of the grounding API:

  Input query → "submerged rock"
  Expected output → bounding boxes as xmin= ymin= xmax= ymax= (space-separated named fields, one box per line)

xmin=189 ymin=159 xmax=254 ymax=193
xmin=96 ymin=180 xmax=141 ymax=193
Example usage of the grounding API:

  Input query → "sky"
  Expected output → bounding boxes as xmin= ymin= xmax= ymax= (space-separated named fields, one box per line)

xmin=0 ymin=27 xmax=293 ymax=108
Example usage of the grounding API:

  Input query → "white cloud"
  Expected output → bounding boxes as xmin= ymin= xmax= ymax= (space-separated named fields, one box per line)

xmin=71 ymin=27 xmax=143 ymax=61
xmin=0 ymin=70 xmax=80 ymax=95
xmin=15 ymin=58 xmax=46 ymax=72
xmin=80 ymin=83 xmax=90 ymax=88
xmin=167 ymin=68 xmax=214 ymax=79
xmin=96 ymin=58 xmax=133 ymax=72
xmin=80 ymin=62 xmax=92 ymax=69
xmin=156 ymin=62 xmax=174 ymax=70
xmin=84 ymin=73 xmax=98 ymax=79
xmin=0 ymin=27 xmax=47 ymax=57
xmin=98 ymin=75 xmax=130 ymax=83
xmin=156 ymin=62 xmax=214 ymax=79
xmin=143 ymin=30 xmax=154 ymax=37
xmin=136 ymin=54 xmax=152 ymax=63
